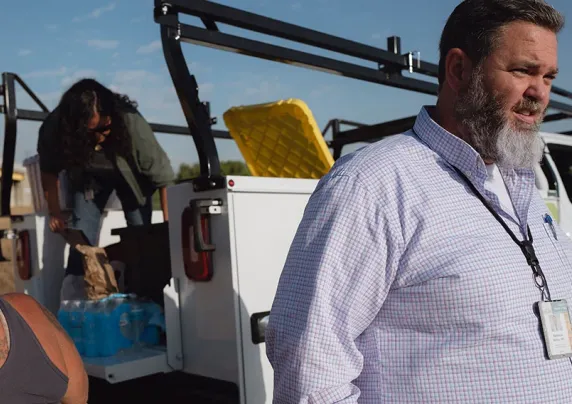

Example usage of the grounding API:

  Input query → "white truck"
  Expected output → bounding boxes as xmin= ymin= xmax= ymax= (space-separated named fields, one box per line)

xmin=2 ymin=1 xmax=572 ymax=402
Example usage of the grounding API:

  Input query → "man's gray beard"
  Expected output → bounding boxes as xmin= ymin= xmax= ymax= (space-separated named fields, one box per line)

xmin=453 ymin=68 xmax=545 ymax=169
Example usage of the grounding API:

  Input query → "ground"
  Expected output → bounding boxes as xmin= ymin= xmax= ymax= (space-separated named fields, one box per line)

xmin=0 ymin=239 xmax=15 ymax=295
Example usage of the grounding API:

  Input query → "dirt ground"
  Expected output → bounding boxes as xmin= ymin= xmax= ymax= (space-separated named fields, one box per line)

xmin=0 ymin=239 xmax=15 ymax=295
xmin=0 ymin=207 xmax=34 ymax=295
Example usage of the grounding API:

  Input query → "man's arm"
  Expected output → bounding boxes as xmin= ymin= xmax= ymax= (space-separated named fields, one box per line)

xmin=266 ymin=174 xmax=402 ymax=403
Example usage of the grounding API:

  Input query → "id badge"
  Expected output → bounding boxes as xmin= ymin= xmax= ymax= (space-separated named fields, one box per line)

xmin=538 ymin=300 xmax=572 ymax=359
xmin=84 ymin=188 xmax=94 ymax=201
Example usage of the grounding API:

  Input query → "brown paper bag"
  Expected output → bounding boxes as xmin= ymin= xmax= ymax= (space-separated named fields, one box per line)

xmin=76 ymin=245 xmax=119 ymax=300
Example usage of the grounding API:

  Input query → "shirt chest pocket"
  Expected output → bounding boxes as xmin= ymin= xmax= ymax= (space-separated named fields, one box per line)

xmin=538 ymin=218 xmax=572 ymax=267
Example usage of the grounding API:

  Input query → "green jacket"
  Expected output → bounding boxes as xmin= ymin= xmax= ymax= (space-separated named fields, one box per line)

xmin=37 ymin=107 xmax=175 ymax=207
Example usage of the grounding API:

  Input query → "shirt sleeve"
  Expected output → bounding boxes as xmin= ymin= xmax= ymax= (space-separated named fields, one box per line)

xmin=36 ymin=112 xmax=64 ymax=174
xmin=265 ymin=173 xmax=402 ymax=403
xmin=127 ymin=111 xmax=175 ymax=188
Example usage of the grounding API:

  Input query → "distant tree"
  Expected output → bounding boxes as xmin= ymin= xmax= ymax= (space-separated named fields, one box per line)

xmin=176 ymin=163 xmax=201 ymax=182
xmin=176 ymin=160 xmax=251 ymax=182
xmin=152 ymin=160 xmax=251 ymax=210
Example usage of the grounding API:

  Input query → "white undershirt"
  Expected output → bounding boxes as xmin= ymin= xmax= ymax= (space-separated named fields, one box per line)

xmin=484 ymin=163 xmax=517 ymax=220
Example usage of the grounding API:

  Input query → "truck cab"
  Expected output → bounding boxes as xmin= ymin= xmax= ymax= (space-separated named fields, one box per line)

xmin=537 ymin=132 xmax=572 ymax=238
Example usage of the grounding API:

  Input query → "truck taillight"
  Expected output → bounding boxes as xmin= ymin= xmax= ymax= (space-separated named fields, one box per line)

xmin=181 ymin=199 xmax=222 ymax=282
xmin=15 ymin=230 xmax=31 ymax=280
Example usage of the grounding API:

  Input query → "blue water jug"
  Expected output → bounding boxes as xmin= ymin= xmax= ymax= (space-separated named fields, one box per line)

xmin=57 ymin=301 xmax=71 ymax=335
xmin=82 ymin=301 xmax=99 ymax=357
xmin=68 ymin=300 xmax=85 ymax=355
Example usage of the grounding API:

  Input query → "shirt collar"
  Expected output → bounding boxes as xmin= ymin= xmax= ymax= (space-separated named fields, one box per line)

xmin=411 ymin=105 xmax=536 ymax=228
xmin=411 ymin=106 xmax=535 ymax=187
xmin=412 ymin=106 xmax=488 ymax=185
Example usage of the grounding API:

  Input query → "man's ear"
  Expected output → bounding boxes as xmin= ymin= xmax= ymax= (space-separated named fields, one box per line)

xmin=444 ymin=48 xmax=473 ymax=94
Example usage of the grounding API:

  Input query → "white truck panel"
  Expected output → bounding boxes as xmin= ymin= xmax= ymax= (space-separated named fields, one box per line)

xmin=166 ymin=182 xmax=241 ymax=384
xmin=167 ymin=176 xmax=318 ymax=403
xmin=230 ymin=188 xmax=313 ymax=403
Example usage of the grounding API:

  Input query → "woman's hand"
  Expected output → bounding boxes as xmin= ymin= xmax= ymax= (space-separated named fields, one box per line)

xmin=48 ymin=212 xmax=67 ymax=233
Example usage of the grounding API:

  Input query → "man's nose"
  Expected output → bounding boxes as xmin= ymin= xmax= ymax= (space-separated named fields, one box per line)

xmin=524 ymin=77 xmax=551 ymax=106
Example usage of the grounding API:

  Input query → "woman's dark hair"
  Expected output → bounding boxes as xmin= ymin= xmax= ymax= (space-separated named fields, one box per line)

xmin=55 ymin=78 xmax=138 ymax=170
xmin=438 ymin=0 xmax=564 ymax=89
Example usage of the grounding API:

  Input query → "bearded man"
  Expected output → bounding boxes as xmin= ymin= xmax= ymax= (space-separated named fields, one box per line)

xmin=266 ymin=0 xmax=572 ymax=402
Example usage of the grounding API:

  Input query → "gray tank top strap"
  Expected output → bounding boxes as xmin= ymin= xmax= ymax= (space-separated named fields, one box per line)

xmin=0 ymin=296 xmax=69 ymax=403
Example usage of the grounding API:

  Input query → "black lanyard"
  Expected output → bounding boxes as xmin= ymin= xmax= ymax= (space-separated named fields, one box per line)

xmin=409 ymin=126 xmax=551 ymax=301
xmin=454 ymin=167 xmax=552 ymax=302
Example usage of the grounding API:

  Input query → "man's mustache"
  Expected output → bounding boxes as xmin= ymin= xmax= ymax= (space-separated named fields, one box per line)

xmin=512 ymin=98 xmax=546 ymax=121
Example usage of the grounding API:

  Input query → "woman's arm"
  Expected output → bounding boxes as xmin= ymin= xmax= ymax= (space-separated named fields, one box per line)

xmin=159 ymin=186 xmax=169 ymax=221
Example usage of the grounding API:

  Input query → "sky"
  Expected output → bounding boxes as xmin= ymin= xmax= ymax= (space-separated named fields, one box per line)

xmin=2 ymin=0 xmax=572 ymax=173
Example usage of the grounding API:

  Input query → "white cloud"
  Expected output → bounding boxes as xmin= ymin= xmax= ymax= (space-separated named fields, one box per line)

xmin=18 ymin=49 xmax=32 ymax=57
xmin=371 ymin=30 xmax=393 ymax=41
xmin=291 ymin=2 xmax=302 ymax=10
xmin=309 ymin=85 xmax=334 ymax=98
xmin=22 ymin=67 xmax=68 ymax=79
xmin=111 ymin=70 xmax=158 ymax=84
xmin=244 ymin=80 xmax=281 ymax=98
xmin=35 ymin=91 xmax=63 ymax=108
xmin=45 ymin=24 xmax=58 ymax=31
xmin=112 ymin=52 xmax=120 ymax=58
xmin=87 ymin=39 xmax=119 ymax=50
xmin=219 ymin=75 xmax=282 ymax=114
xmin=134 ymin=58 xmax=152 ymax=66
xmin=13 ymin=88 xmax=62 ymax=111
xmin=108 ymin=70 xmax=181 ymax=117
xmin=73 ymin=3 xmax=116 ymax=22
xmin=131 ymin=17 xmax=144 ymax=24
xmin=61 ymin=69 xmax=99 ymax=87
xmin=136 ymin=40 xmax=161 ymax=55
xmin=89 ymin=3 xmax=116 ymax=18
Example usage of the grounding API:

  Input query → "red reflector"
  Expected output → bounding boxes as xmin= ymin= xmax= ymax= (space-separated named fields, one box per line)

xmin=228 ymin=179 xmax=235 ymax=187
xmin=181 ymin=205 xmax=214 ymax=282
xmin=16 ymin=230 xmax=31 ymax=280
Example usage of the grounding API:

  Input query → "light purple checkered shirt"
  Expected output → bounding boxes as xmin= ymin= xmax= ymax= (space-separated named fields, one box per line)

xmin=266 ymin=106 xmax=572 ymax=403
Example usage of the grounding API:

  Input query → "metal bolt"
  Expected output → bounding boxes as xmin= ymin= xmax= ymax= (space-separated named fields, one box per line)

xmin=3 ymin=230 xmax=17 ymax=240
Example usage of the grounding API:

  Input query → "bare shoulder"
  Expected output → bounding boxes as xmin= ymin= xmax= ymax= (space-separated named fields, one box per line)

xmin=0 ymin=293 xmax=69 ymax=374
xmin=1 ymin=293 xmax=71 ymax=342
xmin=1 ymin=293 xmax=89 ymax=403
xmin=1 ymin=292 xmax=42 ymax=308
xmin=0 ymin=306 xmax=8 ymax=366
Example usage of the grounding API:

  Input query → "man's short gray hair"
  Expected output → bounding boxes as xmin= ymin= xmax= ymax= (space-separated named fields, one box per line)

xmin=438 ymin=0 xmax=564 ymax=88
